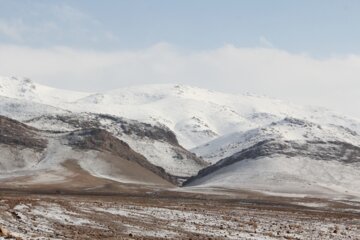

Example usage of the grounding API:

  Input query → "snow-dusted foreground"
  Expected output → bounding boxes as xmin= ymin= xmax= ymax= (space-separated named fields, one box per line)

xmin=0 ymin=192 xmax=360 ymax=240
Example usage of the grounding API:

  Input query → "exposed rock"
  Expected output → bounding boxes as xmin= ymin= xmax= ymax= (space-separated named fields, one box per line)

xmin=0 ymin=115 xmax=47 ymax=150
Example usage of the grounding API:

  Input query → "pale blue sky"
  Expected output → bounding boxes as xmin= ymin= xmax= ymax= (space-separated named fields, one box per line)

xmin=0 ymin=0 xmax=359 ymax=56
xmin=0 ymin=0 xmax=360 ymax=117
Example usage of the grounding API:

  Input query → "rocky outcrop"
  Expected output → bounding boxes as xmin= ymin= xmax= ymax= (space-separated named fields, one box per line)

xmin=26 ymin=113 xmax=179 ymax=146
xmin=0 ymin=116 xmax=47 ymax=150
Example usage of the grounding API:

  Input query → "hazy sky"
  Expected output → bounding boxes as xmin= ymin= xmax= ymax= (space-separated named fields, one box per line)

xmin=0 ymin=0 xmax=359 ymax=117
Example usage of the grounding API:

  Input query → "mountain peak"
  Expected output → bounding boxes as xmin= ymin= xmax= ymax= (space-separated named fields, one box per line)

xmin=0 ymin=75 xmax=37 ymax=99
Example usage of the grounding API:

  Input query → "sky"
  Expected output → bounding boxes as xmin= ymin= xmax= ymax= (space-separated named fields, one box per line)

xmin=0 ymin=0 xmax=359 ymax=117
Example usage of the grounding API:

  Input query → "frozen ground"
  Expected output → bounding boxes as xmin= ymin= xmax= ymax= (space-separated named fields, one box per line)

xmin=0 ymin=190 xmax=360 ymax=240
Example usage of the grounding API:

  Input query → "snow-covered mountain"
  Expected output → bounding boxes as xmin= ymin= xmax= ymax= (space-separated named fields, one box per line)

xmin=193 ymin=117 xmax=360 ymax=164
xmin=2 ymin=76 xmax=359 ymax=150
xmin=1 ymin=75 xmax=360 ymax=197
xmin=59 ymin=84 xmax=360 ymax=150
xmin=185 ymin=117 xmax=360 ymax=197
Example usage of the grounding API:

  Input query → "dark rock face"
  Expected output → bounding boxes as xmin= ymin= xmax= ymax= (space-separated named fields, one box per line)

xmin=98 ymin=114 xmax=179 ymax=146
xmin=66 ymin=128 xmax=179 ymax=185
xmin=217 ymin=139 xmax=360 ymax=164
xmin=27 ymin=113 xmax=179 ymax=146
xmin=0 ymin=116 xmax=47 ymax=150
xmin=67 ymin=128 xmax=131 ymax=152
xmin=184 ymin=139 xmax=360 ymax=186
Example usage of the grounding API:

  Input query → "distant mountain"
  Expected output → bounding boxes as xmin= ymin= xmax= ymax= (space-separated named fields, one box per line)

xmin=1 ymin=75 xmax=360 ymax=197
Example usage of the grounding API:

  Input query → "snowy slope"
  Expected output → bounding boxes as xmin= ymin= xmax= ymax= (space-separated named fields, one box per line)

xmin=0 ymin=96 xmax=70 ymax=121
xmin=186 ymin=156 xmax=360 ymax=198
xmin=0 ymin=76 xmax=90 ymax=105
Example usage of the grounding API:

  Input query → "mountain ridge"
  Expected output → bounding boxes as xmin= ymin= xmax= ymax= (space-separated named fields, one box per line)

xmin=2 ymin=75 xmax=359 ymax=149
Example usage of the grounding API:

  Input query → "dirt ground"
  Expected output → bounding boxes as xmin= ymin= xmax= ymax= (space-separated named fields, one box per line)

xmin=0 ymin=188 xmax=359 ymax=240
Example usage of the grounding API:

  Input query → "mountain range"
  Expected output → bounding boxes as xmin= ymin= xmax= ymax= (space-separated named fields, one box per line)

xmin=0 ymin=76 xmax=359 ymax=198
